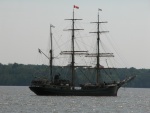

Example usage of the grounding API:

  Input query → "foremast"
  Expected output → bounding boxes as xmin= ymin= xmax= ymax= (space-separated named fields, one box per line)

xmin=50 ymin=24 xmax=55 ymax=82
xmin=89 ymin=9 xmax=112 ymax=85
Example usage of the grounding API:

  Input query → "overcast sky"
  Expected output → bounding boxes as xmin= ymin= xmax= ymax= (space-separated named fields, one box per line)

xmin=0 ymin=0 xmax=150 ymax=69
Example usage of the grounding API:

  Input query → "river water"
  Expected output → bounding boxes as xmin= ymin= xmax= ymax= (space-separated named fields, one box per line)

xmin=0 ymin=86 xmax=150 ymax=113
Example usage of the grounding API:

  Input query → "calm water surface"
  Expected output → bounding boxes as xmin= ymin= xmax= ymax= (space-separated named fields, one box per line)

xmin=0 ymin=86 xmax=150 ymax=113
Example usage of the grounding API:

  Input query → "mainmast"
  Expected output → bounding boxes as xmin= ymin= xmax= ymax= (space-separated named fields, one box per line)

xmin=71 ymin=9 xmax=75 ymax=88
xmin=61 ymin=8 xmax=88 ymax=89
xmin=50 ymin=24 xmax=55 ymax=82
xmin=66 ymin=9 xmax=83 ymax=88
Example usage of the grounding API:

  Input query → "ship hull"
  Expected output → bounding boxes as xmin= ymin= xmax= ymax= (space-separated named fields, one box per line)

xmin=29 ymin=85 xmax=119 ymax=96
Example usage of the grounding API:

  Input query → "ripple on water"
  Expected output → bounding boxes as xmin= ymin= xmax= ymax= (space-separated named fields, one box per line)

xmin=0 ymin=87 xmax=150 ymax=113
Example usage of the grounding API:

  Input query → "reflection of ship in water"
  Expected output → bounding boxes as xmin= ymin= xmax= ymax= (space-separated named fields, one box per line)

xmin=29 ymin=7 xmax=136 ymax=96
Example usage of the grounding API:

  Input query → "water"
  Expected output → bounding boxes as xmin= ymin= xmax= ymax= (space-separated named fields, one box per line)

xmin=0 ymin=86 xmax=150 ymax=113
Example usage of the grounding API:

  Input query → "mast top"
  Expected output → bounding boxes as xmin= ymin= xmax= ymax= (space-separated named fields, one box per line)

xmin=98 ymin=8 xmax=102 ymax=11
xmin=50 ymin=24 xmax=55 ymax=28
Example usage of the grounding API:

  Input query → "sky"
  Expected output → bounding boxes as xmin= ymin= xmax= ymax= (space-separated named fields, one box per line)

xmin=0 ymin=0 xmax=150 ymax=69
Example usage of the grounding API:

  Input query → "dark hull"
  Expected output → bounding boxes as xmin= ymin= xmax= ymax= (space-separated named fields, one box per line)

xmin=29 ymin=76 xmax=136 ymax=96
xmin=29 ymin=85 xmax=119 ymax=96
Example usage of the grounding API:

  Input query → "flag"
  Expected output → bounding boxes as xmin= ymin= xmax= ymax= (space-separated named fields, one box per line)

xmin=38 ymin=49 xmax=41 ymax=54
xmin=98 ymin=8 xmax=102 ymax=11
xmin=74 ymin=5 xmax=79 ymax=9
xmin=50 ymin=24 xmax=55 ymax=28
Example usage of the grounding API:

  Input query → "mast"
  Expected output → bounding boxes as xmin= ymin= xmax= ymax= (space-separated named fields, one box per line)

xmin=69 ymin=9 xmax=83 ymax=88
xmin=62 ymin=8 xmax=85 ymax=89
xmin=71 ymin=10 xmax=75 ymax=88
xmin=89 ymin=9 xmax=109 ymax=84
xmin=97 ymin=11 xmax=100 ymax=84
xmin=50 ymin=24 xmax=55 ymax=82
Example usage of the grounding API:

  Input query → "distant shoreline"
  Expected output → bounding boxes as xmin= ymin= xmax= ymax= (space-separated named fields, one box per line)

xmin=0 ymin=63 xmax=149 ymax=88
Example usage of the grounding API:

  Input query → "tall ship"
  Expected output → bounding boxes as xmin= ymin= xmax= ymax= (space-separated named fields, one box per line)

xmin=29 ymin=7 xmax=136 ymax=96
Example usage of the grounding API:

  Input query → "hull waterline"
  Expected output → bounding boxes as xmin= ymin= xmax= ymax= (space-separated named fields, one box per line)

xmin=29 ymin=85 xmax=119 ymax=96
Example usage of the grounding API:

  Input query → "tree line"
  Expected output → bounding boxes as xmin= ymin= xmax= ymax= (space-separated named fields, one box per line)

xmin=0 ymin=63 xmax=149 ymax=88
